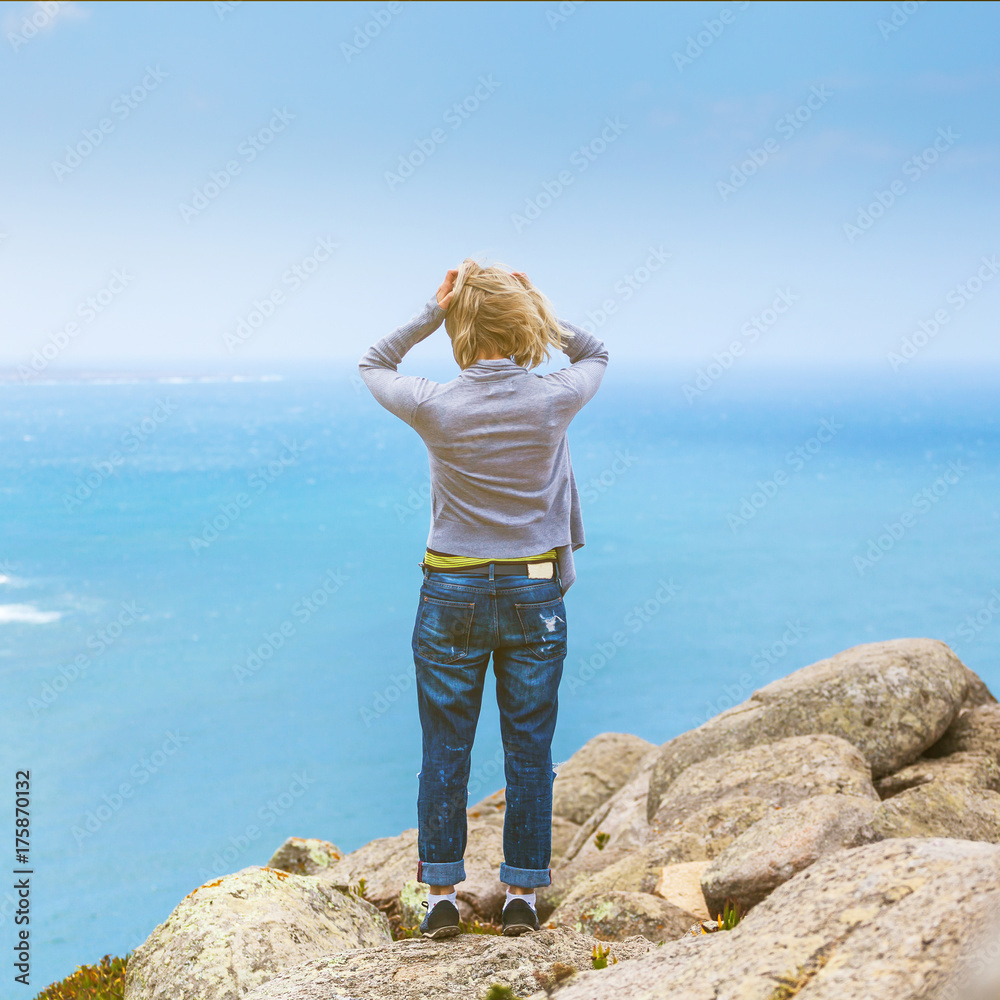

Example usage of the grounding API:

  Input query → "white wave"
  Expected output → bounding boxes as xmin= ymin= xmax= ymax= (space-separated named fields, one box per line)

xmin=0 ymin=604 xmax=63 ymax=624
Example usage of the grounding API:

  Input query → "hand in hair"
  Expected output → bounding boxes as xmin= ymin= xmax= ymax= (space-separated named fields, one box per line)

xmin=436 ymin=268 xmax=460 ymax=310
xmin=512 ymin=271 xmax=530 ymax=287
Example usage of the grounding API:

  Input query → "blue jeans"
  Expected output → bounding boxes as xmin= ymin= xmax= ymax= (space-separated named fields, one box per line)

xmin=412 ymin=563 xmax=567 ymax=889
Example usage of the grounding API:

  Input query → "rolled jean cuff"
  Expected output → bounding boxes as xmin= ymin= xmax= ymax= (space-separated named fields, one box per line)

xmin=417 ymin=858 xmax=466 ymax=886
xmin=500 ymin=863 xmax=551 ymax=889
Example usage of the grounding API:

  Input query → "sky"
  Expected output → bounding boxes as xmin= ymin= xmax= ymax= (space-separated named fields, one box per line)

xmin=1 ymin=0 xmax=998 ymax=373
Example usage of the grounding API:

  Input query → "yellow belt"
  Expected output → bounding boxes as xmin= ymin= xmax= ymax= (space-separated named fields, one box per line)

xmin=423 ymin=547 xmax=558 ymax=569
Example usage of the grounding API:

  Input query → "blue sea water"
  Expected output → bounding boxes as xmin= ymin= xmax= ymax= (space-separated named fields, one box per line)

xmin=2 ymin=363 xmax=999 ymax=990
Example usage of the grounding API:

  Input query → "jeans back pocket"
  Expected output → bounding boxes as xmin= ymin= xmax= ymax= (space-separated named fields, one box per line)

xmin=514 ymin=597 xmax=568 ymax=661
xmin=415 ymin=596 xmax=475 ymax=664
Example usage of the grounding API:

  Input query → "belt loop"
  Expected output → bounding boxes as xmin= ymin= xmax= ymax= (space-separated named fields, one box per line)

xmin=488 ymin=562 xmax=495 ymax=582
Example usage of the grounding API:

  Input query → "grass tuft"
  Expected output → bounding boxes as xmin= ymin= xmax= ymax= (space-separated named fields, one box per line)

xmin=483 ymin=985 xmax=521 ymax=1000
xmin=33 ymin=954 xmax=129 ymax=1000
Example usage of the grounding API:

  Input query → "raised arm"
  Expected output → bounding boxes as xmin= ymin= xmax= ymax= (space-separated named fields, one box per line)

xmin=540 ymin=320 xmax=609 ymax=408
xmin=357 ymin=297 xmax=446 ymax=426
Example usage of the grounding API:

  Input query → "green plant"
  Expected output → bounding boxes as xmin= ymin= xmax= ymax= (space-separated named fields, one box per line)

xmin=593 ymin=831 xmax=610 ymax=851
xmin=591 ymin=943 xmax=617 ymax=969
xmin=483 ymin=985 xmax=521 ymax=1000
xmin=33 ymin=954 xmax=129 ymax=1000
xmin=693 ymin=897 xmax=744 ymax=935
xmin=350 ymin=876 xmax=369 ymax=899
xmin=718 ymin=897 xmax=742 ymax=930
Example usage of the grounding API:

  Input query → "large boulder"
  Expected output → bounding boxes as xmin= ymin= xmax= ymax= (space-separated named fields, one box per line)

xmin=650 ymin=733 xmax=879 ymax=831
xmin=552 ymin=732 xmax=656 ymax=825
xmin=123 ymin=867 xmax=392 ymax=1000
xmin=317 ymin=822 xmax=505 ymax=927
xmin=653 ymin=861 xmax=711 ymax=921
xmin=551 ymin=815 xmax=583 ymax=860
xmin=875 ymin=750 xmax=1000 ymax=798
xmin=242 ymin=926 xmax=656 ymax=1000
xmin=872 ymin=781 xmax=1000 ymax=842
xmin=267 ymin=837 xmax=344 ymax=875
xmin=541 ymin=838 xmax=1000 ymax=1000
xmin=700 ymin=794 xmax=878 ymax=915
xmin=546 ymin=890 xmax=699 ymax=944
xmin=666 ymin=796 xmax=775 ymax=858
xmin=551 ymin=832 xmax=708 ymax=912
xmin=560 ymin=748 xmax=659 ymax=865
xmin=925 ymin=703 xmax=1000 ymax=764
xmin=960 ymin=665 xmax=997 ymax=709
xmin=543 ymin=796 xmax=770 ymax=920
xmin=647 ymin=639 xmax=968 ymax=820
xmin=546 ymin=735 xmax=872 ymax=920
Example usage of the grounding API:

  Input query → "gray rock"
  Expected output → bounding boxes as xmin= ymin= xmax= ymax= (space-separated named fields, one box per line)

xmin=317 ymin=822 xmax=505 ymax=928
xmin=670 ymin=795 xmax=776 ymax=859
xmin=653 ymin=861 xmax=711 ymax=921
xmin=561 ymin=748 xmax=660 ymax=866
xmin=875 ymin=750 xmax=1000 ymax=798
xmin=552 ymin=732 xmax=656 ymax=826
xmin=552 ymin=815 xmax=582 ymax=861
xmin=960 ymin=665 xmax=998 ymax=709
xmin=925 ymin=703 xmax=1000 ymax=764
xmin=647 ymin=639 xmax=968 ymax=820
xmin=871 ymin=780 xmax=1000 ymax=842
xmin=553 ymin=832 xmax=709 ymax=913
xmin=650 ymin=733 xmax=879 ymax=832
xmin=268 ymin=836 xmax=344 ymax=875
xmin=540 ymin=838 xmax=1000 ymax=1000
xmin=700 ymin=794 xmax=878 ymax=915
xmin=545 ymin=792 xmax=780 ymax=920
xmin=123 ymin=866 xmax=392 ymax=1000
xmin=242 ymin=926 xmax=655 ymax=1000
xmin=945 ymin=896 xmax=1000 ymax=1000
xmin=547 ymin=890 xmax=699 ymax=944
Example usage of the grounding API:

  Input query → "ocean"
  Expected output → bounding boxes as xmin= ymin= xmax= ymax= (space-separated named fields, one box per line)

xmin=3 ymin=363 xmax=998 ymax=989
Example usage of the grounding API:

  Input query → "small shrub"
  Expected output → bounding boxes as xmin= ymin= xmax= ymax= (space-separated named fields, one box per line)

xmin=593 ymin=831 xmax=610 ymax=851
xmin=350 ymin=876 xmax=369 ymax=900
xmin=591 ymin=943 xmax=617 ymax=969
xmin=483 ymin=985 xmax=521 ymax=1000
xmin=33 ymin=954 xmax=129 ymax=1000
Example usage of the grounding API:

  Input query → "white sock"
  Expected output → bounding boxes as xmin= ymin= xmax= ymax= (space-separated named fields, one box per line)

xmin=505 ymin=890 xmax=536 ymax=911
xmin=426 ymin=890 xmax=457 ymax=912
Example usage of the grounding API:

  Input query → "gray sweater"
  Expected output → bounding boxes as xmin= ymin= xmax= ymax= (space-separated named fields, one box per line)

xmin=358 ymin=296 xmax=609 ymax=595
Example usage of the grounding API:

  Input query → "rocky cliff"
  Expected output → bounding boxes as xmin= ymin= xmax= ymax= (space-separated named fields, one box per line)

xmin=123 ymin=638 xmax=1000 ymax=1000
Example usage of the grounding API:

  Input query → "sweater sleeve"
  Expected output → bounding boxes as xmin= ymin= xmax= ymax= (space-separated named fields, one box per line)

xmin=357 ymin=297 xmax=446 ymax=426
xmin=539 ymin=320 xmax=609 ymax=408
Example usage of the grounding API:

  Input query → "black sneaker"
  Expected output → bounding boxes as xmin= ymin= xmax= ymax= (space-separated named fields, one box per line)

xmin=502 ymin=897 xmax=539 ymax=936
xmin=418 ymin=898 xmax=461 ymax=939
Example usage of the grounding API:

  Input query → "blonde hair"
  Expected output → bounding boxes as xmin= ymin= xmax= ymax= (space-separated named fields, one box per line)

xmin=444 ymin=258 xmax=569 ymax=371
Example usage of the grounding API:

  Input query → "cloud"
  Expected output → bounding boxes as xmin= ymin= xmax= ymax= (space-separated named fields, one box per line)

xmin=3 ymin=1 xmax=89 ymax=41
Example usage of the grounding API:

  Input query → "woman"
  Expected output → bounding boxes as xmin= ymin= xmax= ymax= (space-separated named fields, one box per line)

xmin=357 ymin=259 xmax=608 ymax=937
